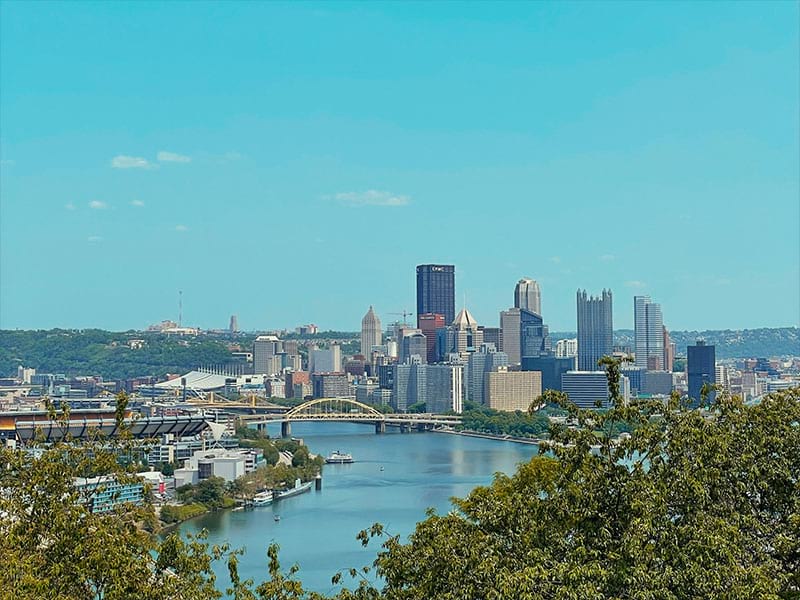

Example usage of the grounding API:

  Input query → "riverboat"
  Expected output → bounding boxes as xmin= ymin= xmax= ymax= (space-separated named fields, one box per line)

xmin=252 ymin=490 xmax=274 ymax=506
xmin=275 ymin=478 xmax=313 ymax=500
xmin=325 ymin=451 xmax=354 ymax=464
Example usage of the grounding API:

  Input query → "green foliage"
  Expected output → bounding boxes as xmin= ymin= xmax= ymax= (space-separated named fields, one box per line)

xmin=291 ymin=445 xmax=310 ymax=467
xmin=160 ymin=502 xmax=208 ymax=524
xmin=0 ymin=329 xmax=235 ymax=379
xmin=177 ymin=477 xmax=229 ymax=509
xmin=458 ymin=401 xmax=550 ymax=438
xmin=406 ymin=402 xmax=426 ymax=413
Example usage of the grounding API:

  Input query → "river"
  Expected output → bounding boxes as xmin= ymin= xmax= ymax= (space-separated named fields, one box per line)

xmin=180 ymin=422 xmax=539 ymax=596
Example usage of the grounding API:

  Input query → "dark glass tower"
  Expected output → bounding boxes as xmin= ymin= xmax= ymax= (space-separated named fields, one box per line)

xmin=416 ymin=264 xmax=455 ymax=326
xmin=576 ymin=289 xmax=613 ymax=371
xmin=687 ymin=340 xmax=716 ymax=405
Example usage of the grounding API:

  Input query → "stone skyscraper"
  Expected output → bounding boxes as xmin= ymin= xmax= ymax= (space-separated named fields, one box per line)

xmin=576 ymin=289 xmax=613 ymax=371
xmin=514 ymin=278 xmax=541 ymax=315
xmin=634 ymin=296 xmax=664 ymax=370
xmin=360 ymin=306 xmax=382 ymax=356
xmin=416 ymin=264 xmax=455 ymax=325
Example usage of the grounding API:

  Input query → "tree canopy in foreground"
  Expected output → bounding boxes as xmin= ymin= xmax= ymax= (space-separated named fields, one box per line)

xmin=1 ymin=366 xmax=798 ymax=599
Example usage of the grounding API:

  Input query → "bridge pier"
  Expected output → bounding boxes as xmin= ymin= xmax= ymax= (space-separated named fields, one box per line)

xmin=415 ymin=423 xmax=427 ymax=432
xmin=375 ymin=421 xmax=386 ymax=434
xmin=256 ymin=421 xmax=268 ymax=433
xmin=281 ymin=421 xmax=292 ymax=438
xmin=399 ymin=423 xmax=409 ymax=434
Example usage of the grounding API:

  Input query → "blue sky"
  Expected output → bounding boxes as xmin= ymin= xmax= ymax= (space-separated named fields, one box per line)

xmin=1 ymin=1 xmax=798 ymax=333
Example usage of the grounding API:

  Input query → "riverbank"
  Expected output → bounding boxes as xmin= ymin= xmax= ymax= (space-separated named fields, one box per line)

xmin=434 ymin=428 xmax=543 ymax=445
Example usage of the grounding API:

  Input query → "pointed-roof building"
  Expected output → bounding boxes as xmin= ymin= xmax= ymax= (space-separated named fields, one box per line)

xmin=438 ymin=307 xmax=483 ymax=359
xmin=360 ymin=306 xmax=383 ymax=356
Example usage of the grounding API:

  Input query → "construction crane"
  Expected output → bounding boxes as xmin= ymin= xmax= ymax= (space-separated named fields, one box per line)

xmin=388 ymin=310 xmax=414 ymax=325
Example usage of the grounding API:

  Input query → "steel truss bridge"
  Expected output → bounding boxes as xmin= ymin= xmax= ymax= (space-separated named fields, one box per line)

xmin=236 ymin=397 xmax=462 ymax=437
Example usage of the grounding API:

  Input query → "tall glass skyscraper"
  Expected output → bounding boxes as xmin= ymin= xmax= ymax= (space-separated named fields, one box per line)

xmin=576 ymin=289 xmax=613 ymax=371
xmin=687 ymin=340 xmax=716 ymax=405
xmin=416 ymin=264 xmax=455 ymax=325
xmin=634 ymin=296 xmax=664 ymax=370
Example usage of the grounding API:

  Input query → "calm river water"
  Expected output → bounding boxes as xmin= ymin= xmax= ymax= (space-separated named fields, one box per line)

xmin=180 ymin=422 xmax=539 ymax=595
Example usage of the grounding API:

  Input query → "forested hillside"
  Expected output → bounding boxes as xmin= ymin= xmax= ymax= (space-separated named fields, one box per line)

xmin=0 ymin=329 xmax=234 ymax=379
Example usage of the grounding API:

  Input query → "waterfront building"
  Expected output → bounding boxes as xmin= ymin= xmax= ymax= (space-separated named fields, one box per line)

xmin=576 ymin=289 xmax=613 ymax=371
xmin=253 ymin=335 xmax=283 ymax=374
xmin=311 ymin=372 xmax=350 ymax=399
xmin=514 ymin=278 xmax=541 ymax=315
xmin=555 ymin=338 xmax=578 ymax=359
xmin=418 ymin=313 xmax=446 ymax=363
xmin=466 ymin=344 xmax=509 ymax=405
xmin=634 ymin=296 xmax=664 ymax=370
xmin=355 ymin=379 xmax=379 ymax=406
xmin=500 ymin=308 xmax=522 ymax=365
xmin=562 ymin=370 xmax=630 ymax=409
xmin=521 ymin=353 xmax=574 ymax=392
xmin=416 ymin=264 xmax=455 ymax=325
xmin=392 ymin=362 xmax=463 ymax=413
xmin=486 ymin=368 xmax=542 ymax=412
xmin=360 ymin=306 xmax=383 ymax=356
xmin=687 ymin=340 xmax=716 ymax=405
xmin=175 ymin=448 xmax=261 ymax=486
xmin=74 ymin=476 xmax=144 ymax=514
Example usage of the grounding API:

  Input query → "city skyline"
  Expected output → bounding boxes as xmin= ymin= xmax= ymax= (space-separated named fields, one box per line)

xmin=1 ymin=2 xmax=798 ymax=332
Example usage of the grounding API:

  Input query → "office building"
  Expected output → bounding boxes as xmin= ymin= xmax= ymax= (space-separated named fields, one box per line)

xmin=521 ymin=354 xmax=574 ymax=392
xmin=555 ymin=338 xmax=578 ymax=359
xmin=439 ymin=308 xmax=484 ymax=358
xmin=285 ymin=371 xmax=309 ymax=398
xmin=466 ymin=344 xmax=509 ymax=405
xmin=562 ymin=371 xmax=630 ymax=410
xmin=361 ymin=306 xmax=383 ymax=356
xmin=663 ymin=326 xmax=675 ymax=372
xmin=416 ymin=264 xmax=455 ymax=325
xmin=401 ymin=332 xmax=428 ymax=364
xmin=520 ymin=309 xmax=547 ymax=360
xmin=514 ymin=278 xmax=541 ymax=315
xmin=74 ymin=476 xmax=144 ymax=514
xmin=253 ymin=335 xmax=283 ymax=374
xmin=481 ymin=327 xmax=502 ymax=352
xmin=418 ymin=313 xmax=446 ymax=363
xmin=576 ymin=289 xmax=613 ymax=371
xmin=311 ymin=372 xmax=350 ymax=398
xmin=392 ymin=363 xmax=463 ymax=413
xmin=641 ymin=370 xmax=673 ymax=396
xmin=715 ymin=364 xmax=730 ymax=395
xmin=310 ymin=344 xmax=342 ymax=374
xmin=486 ymin=369 xmax=542 ymax=412
xmin=634 ymin=296 xmax=664 ymax=370
xmin=687 ymin=340 xmax=716 ymax=405
xmin=500 ymin=308 xmax=522 ymax=365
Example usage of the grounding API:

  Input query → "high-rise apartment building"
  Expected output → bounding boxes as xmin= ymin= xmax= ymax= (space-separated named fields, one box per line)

xmin=486 ymin=369 xmax=542 ymax=412
xmin=500 ymin=308 xmax=522 ymax=365
xmin=392 ymin=363 xmax=463 ymax=413
xmin=576 ymin=289 xmax=613 ymax=371
xmin=253 ymin=335 xmax=283 ymax=374
xmin=514 ymin=278 xmax=541 ymax=315
xmin=555 ymin=338 xmax=578 ymax=358
xmin=418 ymin=313 xmax=446 ymax=363
xmin=310 ymin=344 xmax=342 ymax=374
xmin=634 ymin=296 xmax=664 ymax=370
xmin=416 ymin=264 xmax=455 ymax=325
xmin=360 ymin=306 xmax=383 ymax=356
xmin=687 ymin=340 xmax=716 ymax=405
xmin=663 ymin=326 xmax=675 ymax=372
xmin=466 ymin=344 xmax=509 ymax=405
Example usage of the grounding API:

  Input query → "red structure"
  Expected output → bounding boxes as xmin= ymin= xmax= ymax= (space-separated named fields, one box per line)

xmin=418 ymin=313 xmax=445 ymax=363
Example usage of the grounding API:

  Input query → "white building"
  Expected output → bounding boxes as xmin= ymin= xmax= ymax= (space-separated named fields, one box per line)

xmin=361 ymin=306 xmax=383 ymax=356
xmin=555 ymin=338 xmax=578 ymax=359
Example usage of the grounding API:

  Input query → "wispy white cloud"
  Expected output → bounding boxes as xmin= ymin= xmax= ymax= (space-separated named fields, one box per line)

xmin=88 ymin=200 xmax=107 ymax=210
xmin=111 ymin=155 xmax=154 ymax=169
xmin=130 ymin=199 xmax=145 ymax=207
xmin=157 ymin=150 xmax=191 ymax=163
xmin=625 ymin=280 xmax=647 ymax=288
xmin=175 ymin=224 xmax=189 ymax=232
xmin=327 ymin=190 xmax=410 ymax=207
xmin=65 ymin=202 xmax=76 ymax=211
xmin=599 ymin=253 xmax=615 ymax=262
xmin=87 ymin=235 xmax=103 ymax=243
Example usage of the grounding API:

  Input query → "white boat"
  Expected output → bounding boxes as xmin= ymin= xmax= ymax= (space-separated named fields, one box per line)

xmin=252 ymin=490 xmax=274 ymax=506
xmin=325 ymin=451 xmax=354 ymax=464
xmin=275 ymin=478 xmax=313 ymax=500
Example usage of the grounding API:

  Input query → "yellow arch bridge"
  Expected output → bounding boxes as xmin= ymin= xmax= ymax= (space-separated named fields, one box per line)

xmin=237 ymin=397 xmax=463 ymax=437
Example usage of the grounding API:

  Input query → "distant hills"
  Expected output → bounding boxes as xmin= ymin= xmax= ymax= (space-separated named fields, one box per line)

xmin=551 ymin=327 xmax=799 ymax=360
xmin=1 ymin=327 xmax=797 ymax=380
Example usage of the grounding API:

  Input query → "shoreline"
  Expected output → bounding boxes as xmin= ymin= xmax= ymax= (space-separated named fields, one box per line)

xmin=433 ymin=428 xmax=543 ymax=445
